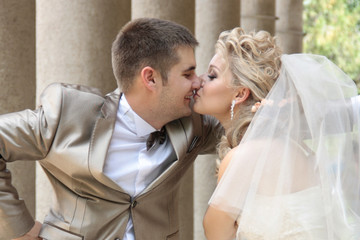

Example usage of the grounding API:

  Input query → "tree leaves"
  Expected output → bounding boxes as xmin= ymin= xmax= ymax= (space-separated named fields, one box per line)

xmin=303 ymin=0 xmax=360 ymax=90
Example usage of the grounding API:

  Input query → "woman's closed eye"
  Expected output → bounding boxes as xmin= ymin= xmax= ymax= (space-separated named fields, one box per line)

xmin=208 ymin=74 xmax=216 ymax=80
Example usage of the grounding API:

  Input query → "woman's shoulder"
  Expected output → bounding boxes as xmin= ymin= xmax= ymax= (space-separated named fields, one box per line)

xmin=217 ymin=147 xmax=238 ymax=183
xmin=217 ymin=140 xmax=270 ymax=183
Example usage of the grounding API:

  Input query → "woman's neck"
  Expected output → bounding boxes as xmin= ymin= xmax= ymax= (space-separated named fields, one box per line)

xmin=218 ymin=117 xmax=232 ymax=132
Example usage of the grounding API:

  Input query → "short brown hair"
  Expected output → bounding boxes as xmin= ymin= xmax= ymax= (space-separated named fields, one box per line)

xmin=112 ymin=18 xmax=198 ymax=92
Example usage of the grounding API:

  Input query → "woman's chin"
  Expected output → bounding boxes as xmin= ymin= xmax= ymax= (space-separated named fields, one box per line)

xmin=193 ymin=107 xmax=211 ymax=116
xmin=193 ymin=108 xmax=202 ymax=114
xmin=192 ymin=104 xmax=203 ymax=114
xmin=193 ymin=102 xmax=214 ymax=116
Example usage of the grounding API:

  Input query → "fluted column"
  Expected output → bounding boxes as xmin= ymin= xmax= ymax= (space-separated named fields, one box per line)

xmin=36 ymin=0 xmax=131 ymax=220
xmin=132 ymin=1 xmax=195 ymax=239
xmin=0 ymin=0 xmax=36 ymax=218
xmin=194 ymin=1 xmax=240 ymax=239
xmin=195 ymin=0 xmax=240 ymax=73
xmin=276 ymin=0 xmax=303 ymax=53
xmin=132 ymin=0 xmax=195 ymax=30
xmin=241 ymin=0 xmax=277 ymax=35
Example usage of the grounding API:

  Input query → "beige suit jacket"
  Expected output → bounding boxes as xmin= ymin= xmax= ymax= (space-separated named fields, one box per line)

xmin=0 ymin=83 xmax=220 ymax=240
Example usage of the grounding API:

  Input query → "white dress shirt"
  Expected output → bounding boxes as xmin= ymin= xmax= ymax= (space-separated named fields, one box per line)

xmin=103 ymin=95 xmax=176 ymax=240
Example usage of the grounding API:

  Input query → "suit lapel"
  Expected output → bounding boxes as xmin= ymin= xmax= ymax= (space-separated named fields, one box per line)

xmin=166 ymin=113 xmax=202 ymax=158
xmin=88 ymin=89 xmax=124 ymax=192
xmin=140 ymin=114 xmax=202 ymax=195
xmin=165 ymin=119 xmax=188 ymax=160
xmin=88 ymin=92 xmax=202 ymax=194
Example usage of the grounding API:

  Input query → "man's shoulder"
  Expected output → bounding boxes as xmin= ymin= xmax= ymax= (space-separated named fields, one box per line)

xmin=175 ymin=113 xmax=221 ymax=139
xmin=38 ymin=83 xmax=120 ymax=115
xmin=41 ymin=83 xmax=119 ymax=104
xmin=43 ymin=82 xmax=104 ymax=97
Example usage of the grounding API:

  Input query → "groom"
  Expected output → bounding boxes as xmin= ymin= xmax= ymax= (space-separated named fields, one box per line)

xmin=0 ymin=18 xmax=220 ymax=240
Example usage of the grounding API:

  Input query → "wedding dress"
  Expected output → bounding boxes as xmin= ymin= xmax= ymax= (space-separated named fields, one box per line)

xmin=209 ymin=54 xmax=360 ymax=240
xmin=238 ymin=187 xmax=327 ymax=239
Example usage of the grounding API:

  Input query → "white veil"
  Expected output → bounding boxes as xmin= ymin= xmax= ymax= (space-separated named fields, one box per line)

xmin=209 ymin=54 xmax=360 ymax=239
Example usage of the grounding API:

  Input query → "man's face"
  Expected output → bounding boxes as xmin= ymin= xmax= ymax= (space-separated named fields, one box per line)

xmin=158 ymin=46 xmax=199 ymax=121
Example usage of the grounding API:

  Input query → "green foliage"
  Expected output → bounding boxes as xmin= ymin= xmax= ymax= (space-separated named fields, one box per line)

xmin=303 ymin=0 xmax=360 ymax=90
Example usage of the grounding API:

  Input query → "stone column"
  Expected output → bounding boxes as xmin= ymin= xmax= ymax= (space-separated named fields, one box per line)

xmin=36 ymin=0 xmax=131 ymax=220
xmin=132 ymin=1 xmax=195 ymax=239
xmin=194 ymin=1 xmax=240 ymax=239
xmin=132 ymin=0 xmax=195 ymax=30
xmin=241 ymin=0 xmax=277 ymax=35
xmin=0 ymin=0 xmax=36 ymax=218
xmin=276 ymin=0 xmax=303 ymax=53
xmin=195 ymin=0 xmax=240 ymax=73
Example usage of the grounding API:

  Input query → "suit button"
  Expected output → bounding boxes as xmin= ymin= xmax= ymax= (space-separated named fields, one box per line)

xmin=131 ymin=200 xmax=137 ymax=208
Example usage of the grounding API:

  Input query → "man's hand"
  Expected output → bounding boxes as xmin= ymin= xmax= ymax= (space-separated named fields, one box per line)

xmin=13 ymin=221 xmax=42 ymax=240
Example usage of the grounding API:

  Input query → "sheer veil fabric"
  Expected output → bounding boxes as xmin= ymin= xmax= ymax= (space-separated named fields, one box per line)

xmin=209 ymin=54 xmax=360 ymax=239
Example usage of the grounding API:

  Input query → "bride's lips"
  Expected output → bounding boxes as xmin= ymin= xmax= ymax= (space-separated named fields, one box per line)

xmin=192 ymin=89 xmax=200 ymax=100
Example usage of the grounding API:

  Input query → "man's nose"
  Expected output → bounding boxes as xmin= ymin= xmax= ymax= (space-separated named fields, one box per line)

xmin=191 ymin=75 xmax=201 ymax=89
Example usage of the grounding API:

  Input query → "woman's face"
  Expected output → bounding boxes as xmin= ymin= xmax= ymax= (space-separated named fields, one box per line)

xmin=193 ymin=53 xmax=236 ymax=121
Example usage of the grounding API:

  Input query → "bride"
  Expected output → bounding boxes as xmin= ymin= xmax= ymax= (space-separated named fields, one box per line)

xmin=193 ymin=27 xmax=360 ymax=239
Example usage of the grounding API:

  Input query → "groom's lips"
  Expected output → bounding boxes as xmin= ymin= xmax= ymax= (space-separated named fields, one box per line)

xmin=185 ymin=94 xmax=193 ymax=100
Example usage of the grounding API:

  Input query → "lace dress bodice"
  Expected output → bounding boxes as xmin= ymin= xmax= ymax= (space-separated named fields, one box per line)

xmin=236 ymin=187 xmax=327 ymax=240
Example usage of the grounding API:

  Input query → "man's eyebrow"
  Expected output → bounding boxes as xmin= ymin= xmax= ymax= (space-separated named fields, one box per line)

xmin=183 ymin=66 xmax=196 ymax=72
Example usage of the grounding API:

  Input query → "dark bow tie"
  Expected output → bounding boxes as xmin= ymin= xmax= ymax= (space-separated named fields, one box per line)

xmin=146 ymin=127 xmax=166 ymax=151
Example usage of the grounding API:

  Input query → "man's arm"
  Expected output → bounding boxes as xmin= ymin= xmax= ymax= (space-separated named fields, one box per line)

xmin=0 ymin=84 xmax=63 ymax=239
xmin=0 ymin=156 xmax=35 ymax=239
xmin=12 ymin=221 xmax=42 ymax=240
xmin=199 ymin=115 xmax=224 ymax=155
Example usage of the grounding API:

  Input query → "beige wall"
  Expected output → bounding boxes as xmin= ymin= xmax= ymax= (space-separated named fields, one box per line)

xmin=132 ymin=0 xmax=195 ymax=33
xmin=241 ymin=0 xmax=277 ymax=35
xmin=276 ymin=0 xmax=303 ymax=53
xmin=0 ymin=0 xmax=36 ymax=218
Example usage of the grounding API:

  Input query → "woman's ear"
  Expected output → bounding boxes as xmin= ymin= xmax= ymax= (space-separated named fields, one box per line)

xmin=235 ymin=87 xmax=250 ymax=104
xmin=141 ymin=66 xmax=158 ymax=91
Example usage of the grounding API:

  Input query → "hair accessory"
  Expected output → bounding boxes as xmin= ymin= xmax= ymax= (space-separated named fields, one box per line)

xmin=230 ymin=100 xmax=236 ymax=120
xmin=251 ymin=102 xmax=261 ymax=113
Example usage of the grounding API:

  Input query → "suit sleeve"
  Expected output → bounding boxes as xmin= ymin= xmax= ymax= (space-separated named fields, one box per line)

xmin=0 ymin=83 xmax=62 ymax=239
xmin=199 ymin=115 xmax=224 ymax=155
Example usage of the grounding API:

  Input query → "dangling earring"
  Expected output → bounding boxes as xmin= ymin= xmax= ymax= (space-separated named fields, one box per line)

xmin=230 ymin=100 xmax=236 ymax=120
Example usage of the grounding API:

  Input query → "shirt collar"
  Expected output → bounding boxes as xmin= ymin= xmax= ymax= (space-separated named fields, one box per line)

xmin=120 ymin=94 xmax=157 ymax=137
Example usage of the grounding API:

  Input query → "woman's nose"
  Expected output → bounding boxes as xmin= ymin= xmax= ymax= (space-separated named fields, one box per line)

xmin=192 ymin=75 xmax=201 ymax=89
xmin=199 ymin=74 xmax=206 ymax=87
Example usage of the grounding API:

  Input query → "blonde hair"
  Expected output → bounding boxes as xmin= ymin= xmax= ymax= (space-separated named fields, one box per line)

xmin=216 ymin=27 xmax=282 ymax=160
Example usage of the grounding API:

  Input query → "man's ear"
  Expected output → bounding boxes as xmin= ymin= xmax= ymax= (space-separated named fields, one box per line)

xmin=141 ymin=66 xmax=158 ymax=91
xmin=235 ymin=87 xmax=250 ymax=104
